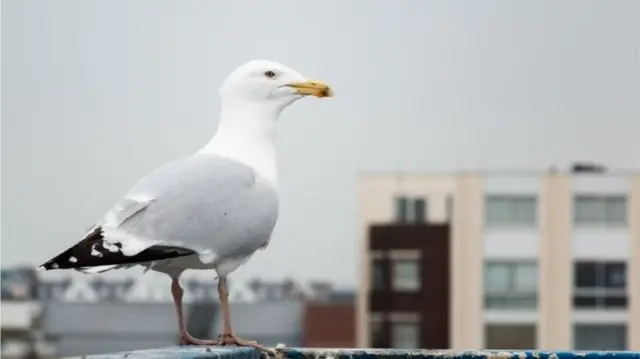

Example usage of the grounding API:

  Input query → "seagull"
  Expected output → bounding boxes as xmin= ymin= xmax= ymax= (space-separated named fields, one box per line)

xmin=39 ymin=59 xmax=333 ymax=353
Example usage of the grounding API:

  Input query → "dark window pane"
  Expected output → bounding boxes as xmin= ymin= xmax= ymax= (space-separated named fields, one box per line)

xmin=604 ymin=263 xmax=627 ymax=288
xmin=395 ymin=197 xmax=408 ymax=222
xmin=370 ymin=320 xmax=387 ymax=348
xmin=575 ymin=262 xmax=597 ymax=288
xmin=413 ymin=199 xmax=426 ymax=223
xmin=604 ymin=295 xmax=627 ymax=308
xmin=371 ymin=259 xmax=385 ymax=290
xmin=574 ymin=295 xmax=598 ymax=308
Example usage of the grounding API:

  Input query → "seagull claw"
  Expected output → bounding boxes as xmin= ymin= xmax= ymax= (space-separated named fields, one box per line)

xmin=179 ymin=333 xmax=218 ymax=346
xmin=216 ymin=332 xmax=275 ymax=356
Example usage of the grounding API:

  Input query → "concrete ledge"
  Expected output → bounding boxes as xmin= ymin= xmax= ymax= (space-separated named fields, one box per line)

xmin=67 ymin=347 xmax=640 ymax=359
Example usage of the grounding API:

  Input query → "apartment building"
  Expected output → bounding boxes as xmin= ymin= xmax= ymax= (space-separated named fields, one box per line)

xmin=356 ymin=169 xmax=640 ymax=351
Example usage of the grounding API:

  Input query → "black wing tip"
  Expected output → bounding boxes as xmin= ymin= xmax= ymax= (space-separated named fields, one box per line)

xmin=39 ymin=231 xmax=198 ymax=272
xmin=38 ymin=253 xmax=79 ymax=271
xmin=38 ymin=227 xmax=103 ymax=271
xmin=38 ymin=262 xmax=57 ymax=271
xmin=39 ymin=224 xmax=200 ymax=271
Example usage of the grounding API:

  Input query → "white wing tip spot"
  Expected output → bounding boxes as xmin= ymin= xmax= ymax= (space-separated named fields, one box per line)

xmin=103 ymin=242 xmax=120 ymax=253
xmin=90 ymin=244 xmax=103 ymax=257
xmin=69 ymin=256 xmax=78 ymax=263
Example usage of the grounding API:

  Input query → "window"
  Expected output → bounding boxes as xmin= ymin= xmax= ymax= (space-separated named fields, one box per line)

xmin=395 ymin=197 xmax=408 ymax=222
xmin=485 ymin=195 xmax=537 ymax=227
xmin=574 ymin=325 xmax=627 ymax=350
xmin=390 ymin=322 xmax=420 ymax=349
xmin=394 ymin=196 xmax=427 ymax=223
xmin=391 ymin=259 xmax=421 ymax=292
xmin=574 ymin=261 xmax=627 ymax=309
xmin=484 ymin=261 xmax=537 ymax=309
xmin=574 ymin=195 xmax=627 ymax=227
xmin=485 ymin=324 xmax=536 ymax=349
xmin=414 ymin=198 xmax=426 ymax=223
xmin=605 ymin=263 xmax=626 ymax=288
xmin=371 ymin=258 xmax=385 ymax=290
xmin=369 ymin=315 xmax=386 ymax=348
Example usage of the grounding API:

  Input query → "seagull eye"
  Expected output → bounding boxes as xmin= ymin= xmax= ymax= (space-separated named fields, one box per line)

xmin=264 ymin=70 xmax=276 ymax=79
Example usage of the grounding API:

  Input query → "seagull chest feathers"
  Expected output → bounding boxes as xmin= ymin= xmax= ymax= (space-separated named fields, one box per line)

xmin=199 ymin=101 xmax=280 ymax=188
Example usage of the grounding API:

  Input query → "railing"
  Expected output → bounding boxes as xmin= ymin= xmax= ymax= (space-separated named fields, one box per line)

xmin=65 ymin=346 xmax=640 ymax=359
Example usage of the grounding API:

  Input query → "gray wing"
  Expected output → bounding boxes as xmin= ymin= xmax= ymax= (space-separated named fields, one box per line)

xmin=104 ymin=154 xmax=279 ymax=261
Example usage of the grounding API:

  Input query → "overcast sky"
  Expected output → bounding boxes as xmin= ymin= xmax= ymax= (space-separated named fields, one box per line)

xmin=2 ymin=0 xmax=639 ymax=287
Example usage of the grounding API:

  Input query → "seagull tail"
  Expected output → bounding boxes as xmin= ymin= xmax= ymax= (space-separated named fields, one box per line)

xmin=38 ymin=226 xmax=197 ymax=273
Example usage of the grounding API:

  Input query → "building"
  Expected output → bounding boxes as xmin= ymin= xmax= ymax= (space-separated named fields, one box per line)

xmin=36 ymin=278 xmax=310 ymax=356
xmin=41 ymin=300 xmax=303 ymax=356
xmin=356 ymin=169 xmax=640 ymax=351
xmin=366 ymin=223 xmax=451 ymax=349
xmin=42 ymin=302 xmax=183 ymax=356
xmin=4 ymin=274 xmax=345 ymax=357
xmin=1 ymin=267 xmax=57 ymax=359
xmin=302 ymin=291 xmax=356 ymax=348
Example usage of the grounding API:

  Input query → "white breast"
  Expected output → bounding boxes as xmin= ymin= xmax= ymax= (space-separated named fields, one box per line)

xmin=200 ymin=136 xmax=278 ymax=188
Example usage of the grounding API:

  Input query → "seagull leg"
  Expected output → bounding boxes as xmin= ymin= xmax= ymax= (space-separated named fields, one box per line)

xmin=216 ymin=276 xmax=275 ymax=355
xmin=171 ymin=277 xmax=217 ymax=346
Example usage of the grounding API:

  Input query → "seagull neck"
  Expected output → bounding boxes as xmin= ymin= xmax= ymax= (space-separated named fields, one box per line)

xmin=218 ymin=103 xmax=279 ymax=142
xmin=199 ymin=102 xmax=280 ymax=186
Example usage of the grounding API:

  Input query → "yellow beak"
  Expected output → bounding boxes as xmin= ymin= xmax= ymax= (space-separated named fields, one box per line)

xmin=286 ymin=80 xmax=334 ymax=98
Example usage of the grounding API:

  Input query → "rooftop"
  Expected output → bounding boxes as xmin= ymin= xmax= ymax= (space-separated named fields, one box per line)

xmin=359 ymin=167 xmax=640 ymax=178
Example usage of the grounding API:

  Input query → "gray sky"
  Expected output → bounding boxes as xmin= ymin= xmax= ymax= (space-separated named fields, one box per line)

xmin=2 ymin=0 xmax=639 ymax=287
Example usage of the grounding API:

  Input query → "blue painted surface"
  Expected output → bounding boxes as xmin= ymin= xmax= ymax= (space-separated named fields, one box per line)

xmin=67 ymin=347 xmax=640 ymax=359
xmin=66 ymin=346 xmax=259 ymax=359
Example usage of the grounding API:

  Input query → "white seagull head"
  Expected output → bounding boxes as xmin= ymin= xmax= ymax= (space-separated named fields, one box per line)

xmin=219 ymin=59 xmax=333 ymax=112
